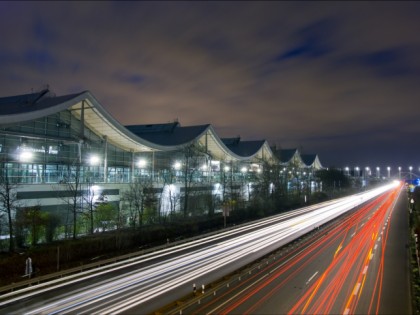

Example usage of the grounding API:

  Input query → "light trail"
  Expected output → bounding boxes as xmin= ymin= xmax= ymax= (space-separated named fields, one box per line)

xmin=0 ymin=182 xmax=399 ymax=315
xmin=193 ymin=185 xmax=398 ymax=315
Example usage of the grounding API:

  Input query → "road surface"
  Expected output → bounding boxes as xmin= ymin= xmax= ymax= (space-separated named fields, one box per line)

xmin=179 ymin=184 xmax=410 ymax=315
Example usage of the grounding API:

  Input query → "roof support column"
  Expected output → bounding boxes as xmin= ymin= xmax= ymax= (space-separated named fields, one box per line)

xmin=78 ymin=140 xmax=83 ymax=164
xmin=77 ymin=101 xmax=85 ymax=166
xmin=80 ymin=100 xmax=85 ymax=140
xmin=131 ymin=150 xmax=135 ymax=183
xmin=151 ymin=151 xmax=155 ymax=181
xmin=103 ymin=135 xmax=108 ymax=183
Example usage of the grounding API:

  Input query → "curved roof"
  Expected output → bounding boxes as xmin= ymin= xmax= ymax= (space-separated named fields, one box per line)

xmin=0 ymin=89 xmax=321 ymax=167
xmin=222 ymin=137 xmax=276 ymax=162
xmin=0 ymin=89 xmax=166 ymax=152
xmin=301 ymin=154 xmax=323 ymax=169
xmin=277 ymin=149 xmax=300 ymax=164
xmin=126 ymin=122 xmax=209 ymax=146
xmin=0 ymin=89 xmax=274 ymax=161
xmin=126 ymin=122 xmax=256 ymax=161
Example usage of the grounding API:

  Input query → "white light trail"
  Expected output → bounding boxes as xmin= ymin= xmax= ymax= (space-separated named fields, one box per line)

xmin=1 ymin=183 xmax=398 ymax=315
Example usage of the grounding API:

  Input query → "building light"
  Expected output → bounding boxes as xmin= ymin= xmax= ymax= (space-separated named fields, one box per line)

xmin=19 ymin=151 xmax=33 ymax=162
xmin=138 ymin=159 xmax=147 ymax=168
xmin=89 ymin=155 xmax=100 ymax=165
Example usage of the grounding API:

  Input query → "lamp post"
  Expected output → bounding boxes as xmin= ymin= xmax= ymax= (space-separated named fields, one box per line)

xmin=355 ymin=167 xmax=360 ymax=177
xmin=409 ymin=166 xmax=413 ymax=179
xmin=398 ymin=166 xmax=401 ymax=179
xmin=387 ymin=166 xmax=390 ymax=178
xmin=376 ymin=167 xmax=380 ymax=178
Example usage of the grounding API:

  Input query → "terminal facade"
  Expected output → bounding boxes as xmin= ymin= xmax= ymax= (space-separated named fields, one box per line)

xmin=0 ymin=89 xmax=323 ymax=235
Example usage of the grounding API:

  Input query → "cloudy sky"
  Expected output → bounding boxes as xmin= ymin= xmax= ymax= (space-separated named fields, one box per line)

xmin=1 ymin=1 xmax=420 ymax=172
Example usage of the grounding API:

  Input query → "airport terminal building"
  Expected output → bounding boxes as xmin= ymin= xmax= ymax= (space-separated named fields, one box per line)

xmin=0 ymin=88 xmax=323 ymax=227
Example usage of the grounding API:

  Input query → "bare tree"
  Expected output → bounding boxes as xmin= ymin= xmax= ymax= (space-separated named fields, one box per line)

xmin=0 ymin=165 xmax=20 ymax=252
xmin=122 ymin=176 xmax=154 ymax=228
xmin=83 ymin=180 xmax=97 ymax=234
xmin=180 ymin=144 xmax=208 ymax=217
xmin=55 ymin=162 xmax=83 ymax=240
xmin=160 ymin=169 xmax=181 ymax=219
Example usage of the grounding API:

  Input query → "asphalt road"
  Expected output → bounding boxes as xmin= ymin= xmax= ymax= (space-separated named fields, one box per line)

xmin=0 ymin=183 xmax=401 ymax=315
xmin=180 ymin=185 xmax=411 ymax=315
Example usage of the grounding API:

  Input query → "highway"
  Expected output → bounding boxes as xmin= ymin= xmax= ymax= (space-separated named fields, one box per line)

xmin=0 ymin=182 xmax=400 ymax=315
xmin=181 ymin=182 xmax=410 ymax=315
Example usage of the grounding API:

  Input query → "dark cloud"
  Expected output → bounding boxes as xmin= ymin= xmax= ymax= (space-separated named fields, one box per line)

xmin=0 ymin=1 xmax=420 ymax=170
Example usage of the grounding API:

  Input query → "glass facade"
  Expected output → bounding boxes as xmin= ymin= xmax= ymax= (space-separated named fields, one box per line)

xmin=0 ymin=108 xmax=268 ymax=185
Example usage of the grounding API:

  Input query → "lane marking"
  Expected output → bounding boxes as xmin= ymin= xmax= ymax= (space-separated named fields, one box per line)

xmin=334 ymin=244 xmax=343 ymax=258
xmin=306 ymin=271 xmax=319 ymax=285
xmin=363 ymin=265 xmax=368 ymax=275
xmin=353 ymin=282 xmax=361 ymax=296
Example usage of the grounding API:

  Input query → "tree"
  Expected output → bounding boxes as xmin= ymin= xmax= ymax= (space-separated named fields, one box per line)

xmin=251 ymin=160 xmax=277 ymax=213
xmin=0 ymin=165 xmax=20 ymax=252
xmin=56 ymin=162 xmax=83 ymax=240
xmin=122 ymin=177 xmax=153 ymax=228
xmin=45 ymin=212 xmax=61 ymax=242
xmin=15 ymin=205 xmax=46 ymax=246
xmin=95 ymin=202 xmax=117 ymax=232
xmin=315 ymin=168 xmax=350 ymax=193
xmin=83 ymin=180 xmax=97 ymax=234
xmin=176 ymin=144 xmax=208 ymax=217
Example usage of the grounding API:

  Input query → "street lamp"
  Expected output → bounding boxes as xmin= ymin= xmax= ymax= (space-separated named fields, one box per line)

xmin=376 ymin=167 xmax=380 ymax=178
xmin=355 ymin=167 xmax=360 ymax=177
xmin=409 ymin=166 xmax=413 ymax=179
xmin=398 ymin=166 xmax=401 ymax=179
xmin=387 ymin=166 xmax=390 ymax=178
xmin=365 ymin=167 xmax=370 ymax=178
xmin=345 ymin=167 xmax=349 ymax=176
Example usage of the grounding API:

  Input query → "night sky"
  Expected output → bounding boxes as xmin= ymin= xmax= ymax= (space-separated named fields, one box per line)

xmin=1 ymin=1 xmax=420 ymax=173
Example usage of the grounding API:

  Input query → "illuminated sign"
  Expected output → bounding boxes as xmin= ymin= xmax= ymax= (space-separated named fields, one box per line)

xmin=17 ymin=145 xmax=58 ymax=155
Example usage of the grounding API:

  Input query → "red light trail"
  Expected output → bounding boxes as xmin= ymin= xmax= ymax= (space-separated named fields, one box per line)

xmin=193 ymin=184 xmax=402 ymax=315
